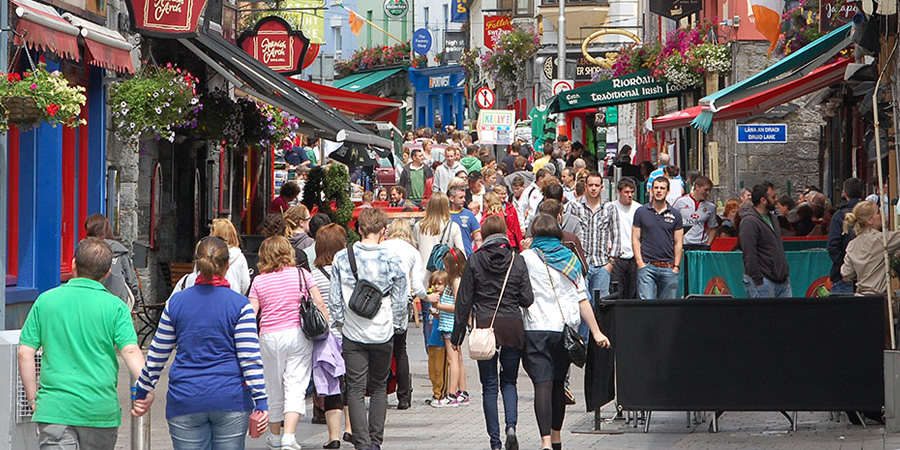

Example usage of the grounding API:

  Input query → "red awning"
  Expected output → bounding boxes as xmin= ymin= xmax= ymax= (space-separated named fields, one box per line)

xmin=289 ymin=78 xmax=403 ymax=125
xmin=63 ymin=14 xmax=135 ymax=74
xmin=648 ymin=58 xmax=851 ymax=132
xmin=11 ymin=0 xmax=79 ymax=61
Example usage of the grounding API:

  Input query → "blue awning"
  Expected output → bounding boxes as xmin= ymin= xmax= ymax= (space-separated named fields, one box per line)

xmin=692 ymin=22 xmax=854 ymax=132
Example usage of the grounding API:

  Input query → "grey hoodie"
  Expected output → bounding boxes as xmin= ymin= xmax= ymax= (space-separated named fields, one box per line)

xmin=101 ymin=239 xmax=139 ymax=308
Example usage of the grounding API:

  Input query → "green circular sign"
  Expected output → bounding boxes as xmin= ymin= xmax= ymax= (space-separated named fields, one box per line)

xmin=383 ymin=0 xmax=409 ymax=19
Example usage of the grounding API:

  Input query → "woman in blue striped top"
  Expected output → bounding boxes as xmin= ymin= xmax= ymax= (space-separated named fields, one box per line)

xmin=132 ymin=236 xmax=269 ymax=449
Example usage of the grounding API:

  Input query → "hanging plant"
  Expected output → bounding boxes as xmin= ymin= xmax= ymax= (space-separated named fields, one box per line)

xmin=196 ymin=88 xmax=238 ymax=141
xmin=109 ymin=62 xmax=202 ymax=143
xmin=478 ymin=27 xmax=540 ymax=92
xmin=335 ymin=42 xmax=419 ymax=78
xmin=0 ymin=63 xmax=86 ymax=132
xmin=775 ymin=0 xmax=825 ymax=56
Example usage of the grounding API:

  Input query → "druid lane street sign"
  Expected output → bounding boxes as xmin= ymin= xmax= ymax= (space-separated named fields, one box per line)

xmin=736 ymin=124 xmax=787 ymax=143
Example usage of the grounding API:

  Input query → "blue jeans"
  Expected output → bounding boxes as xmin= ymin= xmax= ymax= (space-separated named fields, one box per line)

xmin=637 ymin=264 xmax=679 ymax=299
xmin=476 ymin=346 xmax=521 ymax=449
xmin=581 ymin=265 xmax=611 ymax=339
xmin=743 ymin=276 xmax=793 ymax=298
xmin=167 ymin=410 xmax=250 ymax=450
xmin=830 ymin=280 xmax=854 ymax=296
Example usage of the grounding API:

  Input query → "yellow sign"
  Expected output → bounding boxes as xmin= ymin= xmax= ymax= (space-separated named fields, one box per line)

xmin=283 ymin=0 xmax=325 ymax=44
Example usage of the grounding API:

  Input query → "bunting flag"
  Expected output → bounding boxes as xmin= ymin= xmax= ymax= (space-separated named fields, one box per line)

xmin=749 ymin=0 xmax=784 ymax=53
xmin=349 ymin=11 xmax=364 ymax=36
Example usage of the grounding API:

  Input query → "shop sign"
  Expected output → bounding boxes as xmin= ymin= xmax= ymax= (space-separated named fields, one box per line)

xmin=282 ymin=0 xmax=325 ymax=44
xmin=649 ymin=0 xmax=701 ymax=20
xmin=429 ymin=75 xmax=451 ymax=88
xmin=552 ymin=70 xmax=689 ymax=112
xmin=477 ymin=109 xmax=515 ymax=145
xmin=820 ymin=0 xmax=858 ymax=32
xmin=383 ymin=0 xmax=409 ymax=19
xmin=125 ymin=0 xmax=208 ymax=37
xmin=239 ymin=16 xmax=311 ymax=75
xmin=413 ymin=28 xmax=432 ymax=55
xmin=444 ymin=31 xmax=465 ymax=63
xmin=736 ymin=124 xmax=787 ymax=143
xmin=544 ymin=56 xmax=604 ymax=81
xmin=451 ymin=0 xmax=467 ymax=22
xmin=484 ymin=15 xmax=514 ymax=51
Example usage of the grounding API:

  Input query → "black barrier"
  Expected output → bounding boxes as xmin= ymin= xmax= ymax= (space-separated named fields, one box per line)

xmin=615 ymin=297 xmax=885 ymax=412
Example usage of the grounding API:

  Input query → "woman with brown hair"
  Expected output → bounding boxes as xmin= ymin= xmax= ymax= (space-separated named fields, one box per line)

xmin=284 ymin=205 xmax=314 ymax=269
xmin=133 ymin=236 xmax=269 ymax=448
xmin=84 ymin=213 xmax=139 ymax=308
xmin=309 ymin=224 xmax=353 ymax=448
xmin=248 ymin=235 xmax=327 ymax=449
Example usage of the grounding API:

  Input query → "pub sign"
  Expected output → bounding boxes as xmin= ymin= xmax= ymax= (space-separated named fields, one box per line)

xmin=239 ymin=16 xmax=312 ymax=75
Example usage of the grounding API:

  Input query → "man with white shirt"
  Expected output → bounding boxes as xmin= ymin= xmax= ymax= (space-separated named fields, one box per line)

xmin=611 ymin=178 xmax=641 ymax=299
xmin=561 ymin=167 xmax=577 ymax=203
xmin=432 ymin=146 xmax=464 ymax=193
xmin=672 ymin=176 xmax=718 ymax=250
xmin=511 ymin=174 xmax=543 ymax=235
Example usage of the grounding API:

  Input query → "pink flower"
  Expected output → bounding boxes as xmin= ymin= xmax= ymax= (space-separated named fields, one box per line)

xmin=30 ymin=83 xmax=36 ymax=89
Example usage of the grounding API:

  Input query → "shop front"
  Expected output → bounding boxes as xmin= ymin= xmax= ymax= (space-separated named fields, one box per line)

xmin=409 ymin=65 xmax=465 ymax=130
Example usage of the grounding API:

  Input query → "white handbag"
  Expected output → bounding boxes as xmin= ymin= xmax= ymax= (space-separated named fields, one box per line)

xmin=468 ymin=254 xmax=516 ymax=361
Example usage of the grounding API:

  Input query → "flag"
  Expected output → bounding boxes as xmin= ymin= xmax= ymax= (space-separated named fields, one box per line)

xmin=749 ymin=0 xmax=784 ymax=53
xmin=349 ymin=11 xmax=364 ymax=36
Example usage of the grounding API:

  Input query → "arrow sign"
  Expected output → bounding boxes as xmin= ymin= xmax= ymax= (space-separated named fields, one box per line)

xmin=475 ymin=86 xmax=495 ymax=109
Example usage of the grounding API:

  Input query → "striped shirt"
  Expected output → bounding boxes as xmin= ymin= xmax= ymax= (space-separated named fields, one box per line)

xmin=570 ymin=198 xmax=621 ymax=267
xmin=437 ymin=284 xmax=456 ymax=333
xmin=135 ymin=284 xmax=268 ymax=418
xmin=249 ymin=267 xmax=318 ymax=335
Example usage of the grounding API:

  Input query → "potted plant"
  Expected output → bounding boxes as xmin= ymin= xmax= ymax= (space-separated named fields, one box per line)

xmin=0 ymin=63 xmax=87 ymax=131
xmin=108 ymin=63 xmax=203 ymax=143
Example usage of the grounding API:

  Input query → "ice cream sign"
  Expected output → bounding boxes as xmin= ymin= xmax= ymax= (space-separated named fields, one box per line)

xmin=239 ymin=16 xmax=312 ymax=75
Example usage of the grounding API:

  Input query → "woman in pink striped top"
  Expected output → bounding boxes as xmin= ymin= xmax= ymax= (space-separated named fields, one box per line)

xmin=249 ymin=236 xmax=328 ymax=450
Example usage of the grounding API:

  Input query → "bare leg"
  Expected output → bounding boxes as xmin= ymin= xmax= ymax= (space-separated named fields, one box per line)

xmin=325 ymin=409 xmax=342 ymax=442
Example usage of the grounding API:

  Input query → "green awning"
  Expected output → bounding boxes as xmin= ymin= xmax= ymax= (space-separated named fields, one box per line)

xmin=333 ymin=67 xmax=405 ymax=92
xmin=548 ymin=70 xmax=690 ymax=113
xmin=692 ymin=22 xmax=853 ymax=132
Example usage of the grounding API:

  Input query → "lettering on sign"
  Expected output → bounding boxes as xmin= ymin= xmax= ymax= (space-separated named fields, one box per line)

xmin=127 ymin=0 xmax=207 ymax=36
xmin=820 ymin=0 xmax=858 ymax=31
xmin=153 ymin=0 xmax=185 ymax=21
xmin=484 ymin=16 xmax=514 ymax=51
xmin=260 ymin=38 xmax=288 ymax=64
xmin=239 ymin=16 xmax=311 ymax=75
xmin=430 ymin=76 xmax=451 ymax=88
xmin=736 ymin=124 xmax=787 ymax=143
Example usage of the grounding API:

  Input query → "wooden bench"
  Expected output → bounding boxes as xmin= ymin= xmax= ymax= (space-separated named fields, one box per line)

xmin=136 ymin=261 xmax=194 ymax=347
xmin=167 ymin=262 xmax=195 ymax=287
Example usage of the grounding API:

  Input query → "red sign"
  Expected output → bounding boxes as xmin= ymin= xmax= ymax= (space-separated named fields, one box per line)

xmin=125 ymin=0 xmax=208 ymax=37
xmin=475 ymin=86 xmax=494 ymax=109
xmin=484 ymin=15 xmax=514 ymax=51
xmin=239 ymin=16 xmax=311 ymax=75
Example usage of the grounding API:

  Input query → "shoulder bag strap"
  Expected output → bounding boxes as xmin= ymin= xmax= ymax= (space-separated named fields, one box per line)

xmin=347 ymin=244 xmax=359 ymax=281
xmin=318 ymin=266 xmax=331 ymax=280
xmin=298 ymin=267 xmax=308 ymax=302
xmin=542 ymin=258 xmax=568 ymax=325
xmin=484 ymin=252 xmax=516 ymax=329
xmin=439 ymin=221 xmax=451 ymax=244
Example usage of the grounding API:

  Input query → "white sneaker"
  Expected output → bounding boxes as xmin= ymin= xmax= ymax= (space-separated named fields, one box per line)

xmin=281 ymin=434 xmax=302 ymax=450
xmin=430 ymin=395 xmax=459 ymax=408
xmin=265 ymin=433 xmax=281 ymax=450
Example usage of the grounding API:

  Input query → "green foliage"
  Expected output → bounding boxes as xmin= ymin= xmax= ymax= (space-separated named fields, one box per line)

xmin=0 ymin=63 xmax=86 ymax=131
xmin=302 ymin=166 xmax=327 ymax=211
xmin=324 ymin=164 xmax=354 ymax=226
xmin=109 ymin=63 xmax=201 ymax=143
xmin=479 ymin=27 xmax=541 ymax=92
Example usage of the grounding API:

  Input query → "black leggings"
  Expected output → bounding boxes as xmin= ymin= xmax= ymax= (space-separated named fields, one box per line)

xmin=534 ymin=380 xmax=567 ymax=437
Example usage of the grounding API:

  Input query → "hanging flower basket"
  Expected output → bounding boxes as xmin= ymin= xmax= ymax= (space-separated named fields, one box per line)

xmin=0 ymin=64 xmax=87 ymax=132
xmin=3 ymin=95 xmax=42 ymax=126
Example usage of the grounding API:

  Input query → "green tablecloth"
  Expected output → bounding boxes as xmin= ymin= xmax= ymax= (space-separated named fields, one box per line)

xmin=684 ymin=250 xmax=833 ymax=298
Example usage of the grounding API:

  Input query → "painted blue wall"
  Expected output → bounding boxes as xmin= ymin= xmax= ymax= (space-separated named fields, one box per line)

xmin=409 ymin=66 xmax=465 ymax=129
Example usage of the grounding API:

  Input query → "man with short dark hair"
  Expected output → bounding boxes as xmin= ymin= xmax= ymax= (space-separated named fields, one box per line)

xmin=399 ymin=148 xmax=433 ymax=204
xmin=18 ymin=238 xmax=146 ymax=450
xmin=460 ymin=144 xmax=483 ymax=173
xmin=465 ymin=170 xmax=487 ymax=217
xmin=740 ymin=182 xmax=791 ymax=298
xmin=390 ymin=185 xmax=414 ymax=210
xmin=612 ymin=177 xmax=641 ymax=299
xmin=828 ymin=177 xmax=865 ymax=295
xmin=511 ymin=174 xmax=543 ymax=235
xmin=633 ymin=177 xmax=683 ymax=299
xmin=328 ymin=208 xmax=408 ymax=450
xmin=561 ymin=167 xmax=577 ymax=203
xmin=570 ymin=172 xmax=620 ymax=303
xmin=672 ymin=175 xmax=718 ymax=249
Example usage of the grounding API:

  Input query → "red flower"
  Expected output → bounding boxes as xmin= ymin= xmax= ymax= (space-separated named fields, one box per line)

xmin=46 ymin=104 xmax=60 ymax=117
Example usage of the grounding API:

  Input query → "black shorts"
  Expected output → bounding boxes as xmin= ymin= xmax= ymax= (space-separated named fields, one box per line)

xmin=522 ymin=330 xmax=571 ymax=384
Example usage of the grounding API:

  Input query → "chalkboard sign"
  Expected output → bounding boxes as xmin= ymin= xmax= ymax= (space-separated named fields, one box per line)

xmin=615 ymin=297 xmax=884 ymax=412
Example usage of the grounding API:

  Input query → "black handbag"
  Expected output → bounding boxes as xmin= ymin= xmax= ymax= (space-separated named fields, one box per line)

xmin=347 ymin=244 xmax=388 ymax=319
xmin=544 ymin=261 xmax=587 ymax=368
xmin=298 ymin=268 xmax=329 ymax=340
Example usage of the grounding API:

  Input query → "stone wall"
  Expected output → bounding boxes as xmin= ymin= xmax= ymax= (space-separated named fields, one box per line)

xmin=707 ymin=41 xmax=825 ymax=200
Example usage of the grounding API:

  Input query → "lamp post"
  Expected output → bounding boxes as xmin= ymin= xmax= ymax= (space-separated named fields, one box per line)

xmin=556 ymin=0 xmax=565 ymax=141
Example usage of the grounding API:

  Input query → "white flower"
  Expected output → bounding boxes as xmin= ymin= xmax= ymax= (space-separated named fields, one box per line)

xmin=130 ymin=122 xmax=135 ymax=128
xmin=120 ymin=101 xmax=127 ymax=108
xmin=190 ymin=98 xmax=199 ymax=105
xmin=155 ymin=107 xmax=162 ymax=114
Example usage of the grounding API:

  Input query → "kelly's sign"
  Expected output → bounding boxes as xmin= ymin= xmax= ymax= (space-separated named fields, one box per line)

xmin=549 ymin=70 xmax=689 ymax=113
xmin=125 ymin=0 xmax=208 ymax=37
xmin=239 ymin=16 xmax=311 ymax=75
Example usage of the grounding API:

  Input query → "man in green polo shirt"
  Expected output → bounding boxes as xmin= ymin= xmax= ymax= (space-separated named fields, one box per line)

xmin=18 ymin=237 xmax=146 ymax=450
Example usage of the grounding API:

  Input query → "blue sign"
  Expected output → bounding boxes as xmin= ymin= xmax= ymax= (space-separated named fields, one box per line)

xmin=736 ymin=124 xmax=787 ymax=143
xmin=451 ymin=0 xmax=467 ymax=22
xmin=413 ymin=28 xmax=432 ymax=55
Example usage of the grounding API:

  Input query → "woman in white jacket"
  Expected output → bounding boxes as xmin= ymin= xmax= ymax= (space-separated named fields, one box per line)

xmin=413 ymin=192 xmax=465 ymax=285
xmin=171 ymin=219 xmax=251 ymax=297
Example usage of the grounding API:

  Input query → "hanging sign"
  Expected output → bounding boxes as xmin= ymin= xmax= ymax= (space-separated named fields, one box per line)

xmin=451 ymin=0 xmax=467 ymax=22
xmin=383 ymin=0 xmax=409 ymax=19
xmin=413 ymin=28 xmax=432 ymax=55
xmin=484 ymin=15 xmax=514 ymax=51
xmin=820 ymin=0 xmax=859 ymax=32
xmin=280 ymin=0 xmax=325 ymax=45
xmin=477 ymin=109 xmax=515 ymax=145
xmin=125 ymin=0 xmax=208 ymax=37
xmin=239 ymin=16 xmax=311 ymax=75
xmin=649 ymin=0 xmax=702 ymax=20
xmin=549 ymin=70 xmax=690 ymax=113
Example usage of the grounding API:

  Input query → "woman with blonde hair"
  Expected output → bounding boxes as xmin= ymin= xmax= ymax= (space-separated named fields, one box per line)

xmin=381 ymin=219 xmax=429 ymax=410
xmin=841 ymin=200 xmax=900 ymax=296
xmin=413 ymin=192 xmax=465 ymax=283
xmin=210 ymin=218 xmax=251 ymax=295
xmin=482 ymin=191 xmax=523 ymax=250
xmin=249 ymin=235 xmax=327 ymax=449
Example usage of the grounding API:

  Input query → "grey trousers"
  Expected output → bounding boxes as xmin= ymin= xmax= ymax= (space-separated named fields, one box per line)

xmin=37 ymin=423 xmax=118 ymax=450
xmin=343 ymin=337 xmax=393 ymax=450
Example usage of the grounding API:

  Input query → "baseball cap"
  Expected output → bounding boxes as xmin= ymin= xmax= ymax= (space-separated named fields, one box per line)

xmin=468 ymin=170 xmax=483 ymax=181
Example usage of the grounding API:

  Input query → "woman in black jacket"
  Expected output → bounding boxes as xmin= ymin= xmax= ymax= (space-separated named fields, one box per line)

xmin=451 ymin=215 xmax=534 ymax=450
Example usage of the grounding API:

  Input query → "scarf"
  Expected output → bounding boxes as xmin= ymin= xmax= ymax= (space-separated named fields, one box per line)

xmin=480 ymin=233 xmax=510 ymax=250
xmin=531 ymin=236 xmax=582 ymax=284
xmin=195 ymin=274 xmax=231 ymax=287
